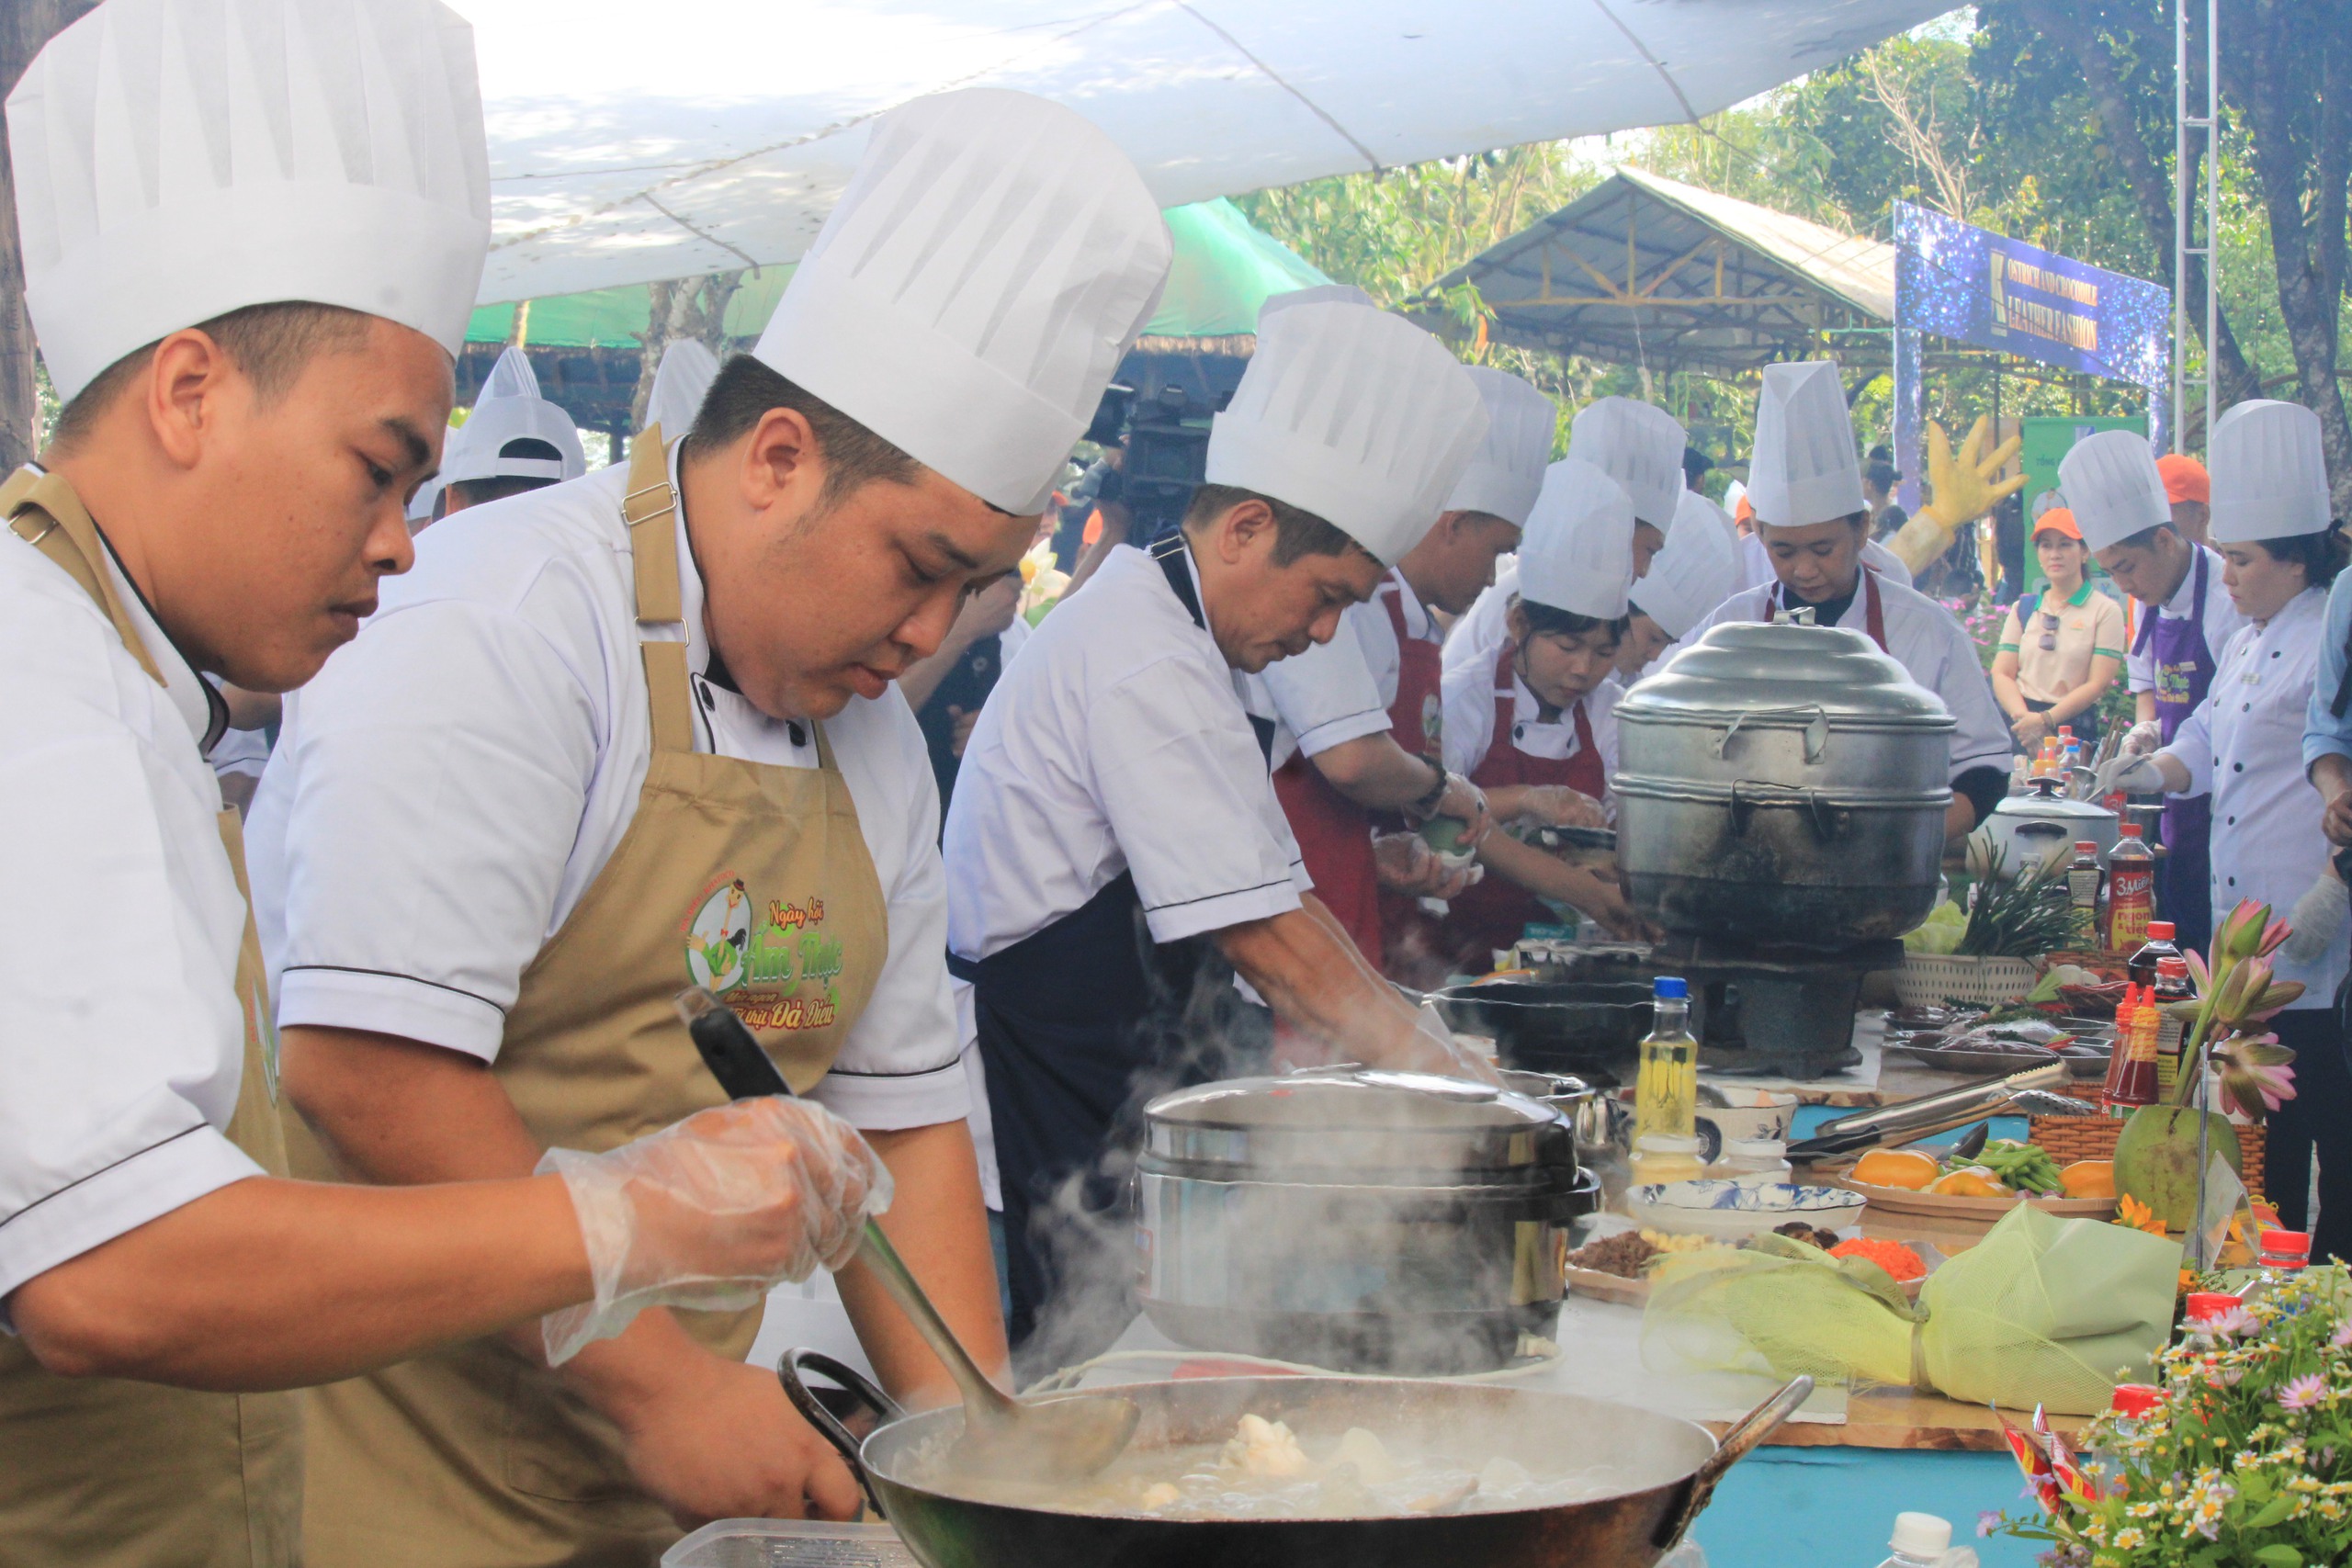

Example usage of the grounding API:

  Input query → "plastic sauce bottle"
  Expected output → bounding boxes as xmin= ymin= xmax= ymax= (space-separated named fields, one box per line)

xmin=1873 ymin=1511 xmax=1956 ymax=1568
xmin=2183 ymin=1292 xmax=2243 ymax=1348
xmin=2096 ymin=1384 xmax=2163 ymax=1495
xmin=2065 ymin=841 xmax=2103 ymax=948
xmin=1632 ymin=1132 xmax=1705 ymax=1186
xmin=2249 ymin=1229 xmax=2312 ymax=1302
xmin=2126 ymin=919 xmax=2182 ymax=987
xmin=2105 ymin=824 xmax=2155 ymax=951
xmin=2101 ymin=984 xmax=2160 ymax=1111
xmin=2151 ymin=954 xmax=2194 ymax=1099
xmin=1634 ymin=976 xmax=1697 ymax=1144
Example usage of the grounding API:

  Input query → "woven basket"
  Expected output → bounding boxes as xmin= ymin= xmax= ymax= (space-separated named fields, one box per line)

xmin=1895 ymin=953 xmax=2041 ymax=1010
xmin=2030 ymin=1114 xmax=2269 ymax=1200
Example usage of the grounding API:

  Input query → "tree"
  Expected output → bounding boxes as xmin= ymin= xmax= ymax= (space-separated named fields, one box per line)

xmin=627 ymin=271 xmax=747 ymax=430
xmin=0 ymin=0 xmax=99 ymax=469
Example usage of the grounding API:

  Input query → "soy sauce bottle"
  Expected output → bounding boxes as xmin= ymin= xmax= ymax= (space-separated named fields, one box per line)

xmin=2126 ymin=919 xmax=2183 ymax=989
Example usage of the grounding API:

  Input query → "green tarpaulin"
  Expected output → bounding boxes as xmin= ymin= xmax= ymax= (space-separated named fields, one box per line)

xmin=463 ymin=197 xmax=1328 ymax=348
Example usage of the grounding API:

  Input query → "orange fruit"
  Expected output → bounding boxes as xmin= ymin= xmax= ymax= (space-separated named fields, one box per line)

xmin=1929 ymin=1167 xmax=2011 ymax=1199
xmin=1853 ymin=1149 xmax=1941 ymax=1190
xmin=2060 ymin=1160 xmax=2115 ymax=1199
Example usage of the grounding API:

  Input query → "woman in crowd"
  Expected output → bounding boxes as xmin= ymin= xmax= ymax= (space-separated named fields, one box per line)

xmin=1989 ymin=507 xmax=2126 ymax=752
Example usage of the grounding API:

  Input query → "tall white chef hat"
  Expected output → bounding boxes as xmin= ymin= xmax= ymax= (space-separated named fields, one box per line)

xmin=1517 ymin=458 xmax=1634 ymax=620
xmin=1205 ymin=299 xmax=1487 ymax=565
xmin=1445 ymin=367 xmax=1555 ymax=528
xmin=643 ymin=339 xmax=721 ymax=439
xmin=435 ymin=346 xmax=585 ymax=489
xmin=1631 ymin=491 xmax=1742 ymax=638
xmin=1567 ymin=397 xmax=1686 ymax=529
xmin=2209 ymin=400 xmax=2334 ymax=544
xmin=8 ymin=0 xmax=491 ymax=404
xmin=2057 ymin=429 xmax=2170 ymax=552
xmin=1747 ymin=362 xmax=1865 ymax=528
xmin=1257 ymin=283 xmax=1374 ymax=319
xmin=754 ymin=88 xmax=1171 ymax=516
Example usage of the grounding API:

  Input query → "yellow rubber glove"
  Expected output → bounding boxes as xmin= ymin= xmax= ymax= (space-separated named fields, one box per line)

xmin=1887 ymin=415 xmax=2027 ymax=575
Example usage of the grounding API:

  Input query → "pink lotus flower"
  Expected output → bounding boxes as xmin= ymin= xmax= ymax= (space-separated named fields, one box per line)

xmin=2333 ymin=1321 xmax=2352 ymax=1349
xmin=2215 ymin=1032 xmax=2299 ymax=1119
xmin=2216 ymin=899 xmax=2290 ymax=965
xmin=2278 ymin=1373 xmax=2328 ymax=1412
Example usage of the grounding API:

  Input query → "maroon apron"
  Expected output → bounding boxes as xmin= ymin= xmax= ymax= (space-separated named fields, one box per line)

xmin=1435 ymin=644 xmax=1607 ymax=971
xmin=2131 ymin=549 xmax=2217 ymax=955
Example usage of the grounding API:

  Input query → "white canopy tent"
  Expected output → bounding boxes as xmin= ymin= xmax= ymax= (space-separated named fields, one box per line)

xmin=466 ymin=0 xmax=1951 ymax=302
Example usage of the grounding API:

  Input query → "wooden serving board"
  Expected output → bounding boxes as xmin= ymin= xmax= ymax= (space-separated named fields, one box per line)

xmin=1727 ymin=1385 xmax=2088 ymax=1452
xmin=1832 ymin=1175 xmax=2118 ymax=1224
xmin=1566 ymin=1255 xmax=1929 ymax=1309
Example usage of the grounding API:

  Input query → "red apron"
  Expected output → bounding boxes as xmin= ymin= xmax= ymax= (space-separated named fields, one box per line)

xmin=1271 ymin=573 xmax=1444 ymax=968
xmin=1759 ymin=567 xmax=1889 ymax=652
xmin=1435 ymin=644 xmax=1607 ymax=971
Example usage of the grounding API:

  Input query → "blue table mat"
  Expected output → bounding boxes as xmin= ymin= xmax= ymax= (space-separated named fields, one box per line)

xmin=1693 ymin=1447 xmax=2034 ymax=1566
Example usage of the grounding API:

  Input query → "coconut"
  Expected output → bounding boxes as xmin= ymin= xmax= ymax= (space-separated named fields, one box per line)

xmin=2112 ymin=1105 xmax=2243 ymax=1231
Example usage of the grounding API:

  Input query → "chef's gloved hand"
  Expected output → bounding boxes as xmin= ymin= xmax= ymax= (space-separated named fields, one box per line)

xmin=2278 ymin=875 xmax=2352 ymax=968
xmin=1373 ymin=831 xmax=1479 ymax=899
xmin=1429 ymin=771 xmax=1492 ymax=847
xmin=540 ymin=1097 xmax=892 ymax=1366
xmin=2094 ymin=754 xmax=2167 ymax=799
xmin=2120 ymin=719 xmax=2164 ymax=756
xmin=1512 ymin=784 xmax=1609 ymax=830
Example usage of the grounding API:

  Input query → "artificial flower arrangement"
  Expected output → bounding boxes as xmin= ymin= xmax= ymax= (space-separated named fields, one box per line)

xmin=1990 ymin=1264 xmax=2352 ymax=1567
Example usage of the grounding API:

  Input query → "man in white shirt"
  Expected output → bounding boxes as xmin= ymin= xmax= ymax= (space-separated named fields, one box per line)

xmin=1 ymin=4 xmax=885 ymax=1564
xmin=2067 ymin=430 xmax=2246 ymax=956
xmin=1250 ymin=363 xmax=1552 ymax=965
xmin=248 ymin=89 xmax=1173 ymax=1559
xmin=1614 ymin=490 xmax=1743 ymax=684
xmin=1680 ymin=363 xmax=2013 ymax=840
xmin=944 ymin=298 xmax=1489 ymax=1357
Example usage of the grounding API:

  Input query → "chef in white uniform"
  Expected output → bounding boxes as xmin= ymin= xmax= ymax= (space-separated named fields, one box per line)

xmin=1248 ymin=357 xmax=1554 ymax=965
xmin=943 ymin=298 xmax=1488 ymax=1356
xmin=0 ymin=3 xmax=889 ymax=1563
xmin=1681 ymin=361 xmax=2011 ymax=840
xmin=1736 ymin=523 xmax=1915 ymax=592
xmin=2102 ymin=400 xmax=2348 ymax=1257
xmin=1615 ymin=489 xmax=1743 ymax=683
xmin=248 ymin=88 xmax=1172 ymax=1555
xmin=1567 ymin=396 xmax=1684 ymax=576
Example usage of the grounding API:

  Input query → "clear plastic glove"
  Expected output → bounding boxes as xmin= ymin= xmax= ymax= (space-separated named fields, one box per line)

xmin=540 ymin=1097 xmax=892 ymax=1366
xmin=2120 ymin=719 xmax=2164 ymax=756
xmin=1431 ymin=772 xmax=1492 ymax=847
xmin=2278 ymin=875 xmax=2351 ymax=968
xmin=2094 ymin=754 xmax=2167 ymax=798
xmin=1511 ymin=784 xmax=1608 ymax=830
xmin=1374 ymin=831 xmax=1480 ymax=899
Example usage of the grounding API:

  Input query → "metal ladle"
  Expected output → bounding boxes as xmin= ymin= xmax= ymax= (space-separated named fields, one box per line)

xmin=674 ymin=987 xmax=1140 ymax=1483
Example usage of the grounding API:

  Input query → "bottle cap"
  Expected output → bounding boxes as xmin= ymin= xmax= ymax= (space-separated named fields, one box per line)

xmin=2148 ymin=921 xmax=2175 ymax=939
xmin=2109 ymin=1383 xmax=2162 ymax=1418
xmin=1653 ymin=976 xmax=1689 ymax=1000
xmin=2184 ymin=1291 xmax=2242 ymax=1323
xmin=1889 ymin=1512 xmax=1953 ymax=1557
xmin=2075 ymin=840 xmax=2098 ymax=853
xmin=2259 ymin=1228 xmax=2312 ymax=1263
xmin=2121 ymin=822 xmax=2143 ymax=837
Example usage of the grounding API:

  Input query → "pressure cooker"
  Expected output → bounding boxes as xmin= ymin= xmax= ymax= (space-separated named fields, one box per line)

xmin=1134 ymin=1068 xmax=1597 ymax=1373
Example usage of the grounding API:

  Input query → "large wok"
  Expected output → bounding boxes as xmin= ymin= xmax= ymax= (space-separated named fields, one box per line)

xmin=781 ymin=1350 xmax=1808 ymax=1568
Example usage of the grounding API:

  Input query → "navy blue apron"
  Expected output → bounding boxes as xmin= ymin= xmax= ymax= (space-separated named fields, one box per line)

xmin=2132 ymin=550 xmax=2217 ymax=957
xmin=954 ymin=536 xmax=1273 ymax=1355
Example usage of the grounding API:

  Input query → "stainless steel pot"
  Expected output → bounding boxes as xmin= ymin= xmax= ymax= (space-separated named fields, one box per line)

xmin=1614 ymin=618 xmax=1956 ymax=948
xmin=781 ymin=1351 xmax=1811 ymax=1568
xmin=1133 ymin=1069 xmax=1597 ymax=1373
xmin=1977 ymin=775 xmax=2119 ymax=877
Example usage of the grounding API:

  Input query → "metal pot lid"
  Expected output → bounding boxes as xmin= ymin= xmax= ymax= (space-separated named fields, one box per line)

xmin=1618 ymin=620 xmax=1954 ymax=730
xmin=1141 ymin=1068 xmax=1569 ymax=1178
xmin=1989 ymin=776 xmax=2118 ymax=824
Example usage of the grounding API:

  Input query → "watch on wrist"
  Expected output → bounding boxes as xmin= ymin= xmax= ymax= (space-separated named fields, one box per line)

xmin=1410 ymin=765 xmax=1452 ymax=820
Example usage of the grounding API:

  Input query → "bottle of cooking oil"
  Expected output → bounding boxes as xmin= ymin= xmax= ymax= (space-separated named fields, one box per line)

xmin=1634 ymin=976 xmax=1697 ymax=1144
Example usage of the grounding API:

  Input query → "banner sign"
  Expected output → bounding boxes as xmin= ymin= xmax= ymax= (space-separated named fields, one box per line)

xmin=1893 ymin=200 xmax=2170 ymax=389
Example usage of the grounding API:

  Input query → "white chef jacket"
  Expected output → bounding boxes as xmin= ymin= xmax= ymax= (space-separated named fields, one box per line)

xmin=1438 ymin=601 xmax=1623 ymax=803
xmin=247 ymin=447 xmax=965 ymax=1130
xmin=2125 ymin=543 xmax=2247 ymax=697
xmin=1736 ymin=531 xmax=1914 ymax=592
xmin=2159 ymin=585 xmax=2343 ymax=1010
xmin=1681 ymin=574 xmax=2013 ymax=785
xmin=1247 ymin=568 xmax=1437 ymax=770
xmin=0 ymin=514 xmax=261 ymax=1308
xmin=942 ymin=542 xmax=1310 ymax=964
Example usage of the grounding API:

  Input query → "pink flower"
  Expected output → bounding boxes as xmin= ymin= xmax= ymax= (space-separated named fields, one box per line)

xmin=2215 ymin=1032 xmax=2299 ymax=1119
xmin=2331 ymin=1321 xmax=2352 ymax=1350
xmin=2278 ymin=1373 xmax=2328 ymax=1412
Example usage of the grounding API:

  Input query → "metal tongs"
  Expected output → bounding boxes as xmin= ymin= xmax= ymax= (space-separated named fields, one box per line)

xmin=1787 ymin=1061 xmax=2083 ymax=1164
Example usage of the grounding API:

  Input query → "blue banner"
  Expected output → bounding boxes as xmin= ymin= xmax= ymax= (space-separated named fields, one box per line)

xmin=1893 ymin=201 xmax=2171 ymax=389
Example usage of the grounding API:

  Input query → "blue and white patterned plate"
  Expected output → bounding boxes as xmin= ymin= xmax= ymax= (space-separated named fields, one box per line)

xmin=1629 ymin=1179 xmax=1868 ymax=1241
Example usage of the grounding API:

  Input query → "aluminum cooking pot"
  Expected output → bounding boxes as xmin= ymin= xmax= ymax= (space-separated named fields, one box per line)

xmin=781 ymin=1351 xmax=1811 ymax=1568
xmin=1614 ymin=617 xmax=1955 ymax=949
xmin=1976 ymin=775 xmax=2119 ymax=877
xmin=1134 ymin=1069 xmax=1596 ymax=1373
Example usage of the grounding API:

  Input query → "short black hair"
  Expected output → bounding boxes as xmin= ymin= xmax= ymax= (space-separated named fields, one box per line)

xmin=51 ymin=300 xmax=378 ymax=449
xmin=2113 ymin=522 xmax=2182 ymax=553
xmin=2241 ymin=524 xmax=2349 ymax=589
xmin=1182 ymin=482 xmax=1369 ymax=567
xmin=686 ymin=353 xmax=923 ymax=511
xmin=1514 ymin=595 xmax=1631 ymax=646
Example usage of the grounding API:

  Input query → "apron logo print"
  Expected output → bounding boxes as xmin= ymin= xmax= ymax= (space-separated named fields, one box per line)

xmin=683 ymin=875 xmax=848 ymax=1030
xmin=1420 ymin=693 xmax=1442 ymax=749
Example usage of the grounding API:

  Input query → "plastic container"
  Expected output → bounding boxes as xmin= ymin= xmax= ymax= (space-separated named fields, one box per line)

xmin=1718 ymin=1138 xmax=1792 ymax=1186
xmin=1631 ymin=1132 xmax=1705 ymax=1186
xmin=2064 ymin=840 xmax=2102 ymax=949
xmin=1634 ymin=976 xmax=1697 ymax=1144
xmin=662 ymin=1518 xmax=916 ymax=1567
xmin=2105 ymin=824 xmax=2155 ymax=950
xmin=2184 ymin=1291 xmax=2243 ymax=1348
xmin=2151 ymin=954 xmax=2193 ymax=1098
xmin=1874 ymin=1509 xmax=1953 ymax=1568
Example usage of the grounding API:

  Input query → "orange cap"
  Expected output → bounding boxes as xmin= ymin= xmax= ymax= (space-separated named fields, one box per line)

xmin=2156 ymin=453 xmax=2210 ymax=505
xmin=1734 ymin=493 xmax=1755 ymax=525
xmin=2032 ymin=507 xmax=2082 ymax=541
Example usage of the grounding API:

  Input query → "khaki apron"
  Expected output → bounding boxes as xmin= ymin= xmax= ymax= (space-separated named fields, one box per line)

xmin=297 ymin=433 xmax=889 ymax=1568
xmin=0 ymin=466 xmax=301 ymax=1568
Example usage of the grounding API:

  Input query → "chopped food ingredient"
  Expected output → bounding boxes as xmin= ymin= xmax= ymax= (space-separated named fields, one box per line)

xmin=1852 ymin=1149 xmax=1941 ymax=1190
xmin=1639 ymin=1228 xmax=1718 ymax=1254
xmin=1828 ymin=1236 xmax=1928 ymax=1282
xmin=1224 ymin=1415 xmax=1310 ymax=1478
xmin=1565 ymin=1230 xmax=1658 ymax=1278
xmin=1770 ymin=1222 xmax=1846 ymax=1250
xmin=1928 ymin=1167 xmax=2011 ymax=1198
xmin=1971 ymin=1139 xmax=2064 ymax=1194
xmin=2060 ymin=1159 xmax=2116 ymax=1199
